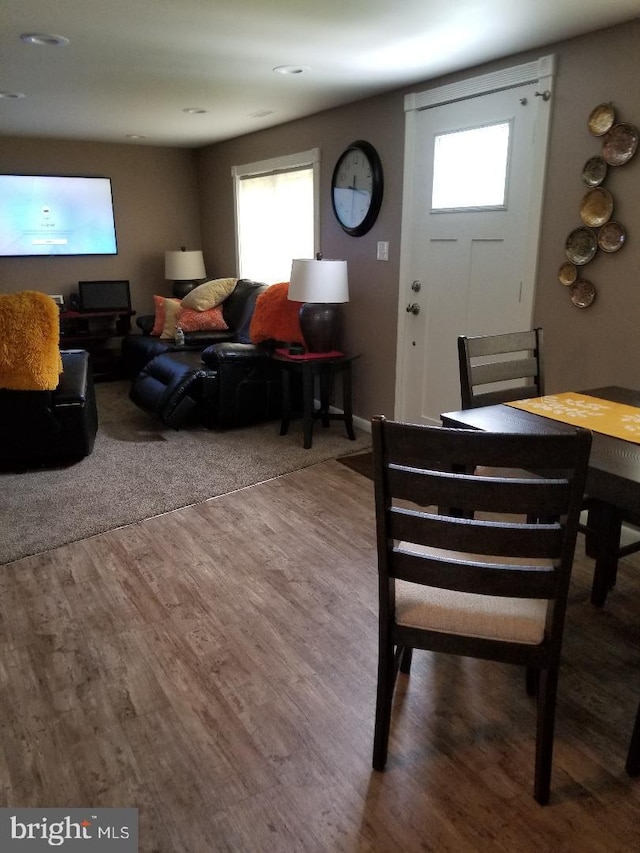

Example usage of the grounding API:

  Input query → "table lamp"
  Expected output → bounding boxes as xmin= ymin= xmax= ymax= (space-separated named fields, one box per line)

xmin=165 ymin=247 xmax=206 ymax=298
xmin=288 ymin=255 xmax=349 ymax=353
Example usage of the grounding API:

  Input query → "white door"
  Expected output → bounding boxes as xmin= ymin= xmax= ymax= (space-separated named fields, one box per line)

xmin=396 ymin=57 xmax=554 ymax=424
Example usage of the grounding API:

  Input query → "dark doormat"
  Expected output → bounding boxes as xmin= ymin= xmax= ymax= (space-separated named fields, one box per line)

xmin=337 ymin=450 xmax=373 ymax=480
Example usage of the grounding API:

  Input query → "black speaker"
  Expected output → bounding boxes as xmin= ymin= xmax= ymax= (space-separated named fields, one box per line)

xmin=69 ymin=293 xmax=80 ymax=311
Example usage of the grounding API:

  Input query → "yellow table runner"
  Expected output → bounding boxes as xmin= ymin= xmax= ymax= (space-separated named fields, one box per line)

xmin=507 ymin=393 xmax=640 ymax=444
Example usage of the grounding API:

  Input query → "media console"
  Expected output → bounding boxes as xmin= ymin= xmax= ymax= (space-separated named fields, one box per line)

xmin=59 ymin=309 xmax=135 ymax=381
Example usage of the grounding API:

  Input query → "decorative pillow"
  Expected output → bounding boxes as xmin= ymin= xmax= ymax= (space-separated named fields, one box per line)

xmin=181 ymin=277 xmax=237 ymax=312
xmin=249 ymin=282 xmax=304 ymax=345
xmin=160 ymin=298 xmax=183 ymax=340
xmin=178 ymin=305 xmax=228 ymax=332
xmin=151 ymin=296 xmax=180 ymax=336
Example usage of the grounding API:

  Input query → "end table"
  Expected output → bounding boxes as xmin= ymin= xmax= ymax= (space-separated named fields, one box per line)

xmin=272 ymin=350 xmax=360 ymax=449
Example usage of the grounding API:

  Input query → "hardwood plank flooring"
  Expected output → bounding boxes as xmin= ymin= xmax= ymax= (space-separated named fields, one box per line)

xmin=2 ymin=459 xmax=640 ymax=851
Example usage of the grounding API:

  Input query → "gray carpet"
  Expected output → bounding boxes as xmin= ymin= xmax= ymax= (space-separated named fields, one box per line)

xmin=0 ymin=381 xmax=371 ymax=564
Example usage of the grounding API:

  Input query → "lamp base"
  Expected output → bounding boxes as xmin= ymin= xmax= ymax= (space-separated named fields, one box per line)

xmin=172 ymin=280 xmax=197 ymax=299
xmin=299 ymin=303 xmax=341 ymax=353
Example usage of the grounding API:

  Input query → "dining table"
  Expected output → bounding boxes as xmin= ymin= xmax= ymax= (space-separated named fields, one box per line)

xmin=441 ymin=386 xmax=640 ymax=606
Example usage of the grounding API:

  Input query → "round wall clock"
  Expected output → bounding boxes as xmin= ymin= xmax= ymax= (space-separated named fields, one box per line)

xmin=331 ymin=140 xmax=383 ymax=236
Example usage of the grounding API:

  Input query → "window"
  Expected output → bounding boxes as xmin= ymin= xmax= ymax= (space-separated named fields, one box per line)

xmin=232 ymin=149 xmax=320 ymax=284
xmin=431 ymin=121 xmax=511 ymax=211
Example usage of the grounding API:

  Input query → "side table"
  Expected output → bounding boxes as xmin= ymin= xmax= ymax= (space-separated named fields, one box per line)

xmin=272 ymin=350 xmax=360 ymax=449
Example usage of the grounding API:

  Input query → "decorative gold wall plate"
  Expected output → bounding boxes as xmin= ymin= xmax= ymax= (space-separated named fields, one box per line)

xmin=581 ymin=155 xmax=608 ymax=187
xmin=588 ymin=103 xmax=615 ymax=136
xmin=558 ymin=262 xmax=578 ymax=286
xmin=570 ymin=279 xmax=596 ymax=308
xmin=565 ymin=226 xmax=597 ymax=265
xmin=580 ymin=187 xmax=613 ymax=227
xmin=602 ymin=123 xmax=639 ymax=166
xmin=598 ymin=220 xmax=626 ymax=252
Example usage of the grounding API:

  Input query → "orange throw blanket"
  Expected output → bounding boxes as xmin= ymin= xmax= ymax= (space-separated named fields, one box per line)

xmin=0 ymin=291 xmax=63 ymax=390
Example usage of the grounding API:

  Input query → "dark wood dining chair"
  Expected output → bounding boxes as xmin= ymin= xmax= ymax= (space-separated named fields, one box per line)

xmin=457 ymin=327 xmax=545 ymax=409
xmin=371 ymin=416 xmax=591 ymax=804
xmin=457 ymin=328 xmax=639 ymax=608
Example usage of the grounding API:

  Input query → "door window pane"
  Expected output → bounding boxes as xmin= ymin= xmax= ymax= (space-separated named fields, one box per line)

xmin=431 ymin=121 xmax=511 ymax=211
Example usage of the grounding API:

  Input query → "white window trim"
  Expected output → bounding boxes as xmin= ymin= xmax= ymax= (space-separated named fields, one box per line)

xmin=231 ymin=148 xmax=321 ymax=277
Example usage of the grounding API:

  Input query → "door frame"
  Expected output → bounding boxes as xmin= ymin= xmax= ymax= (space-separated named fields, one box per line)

xmin=394 ymin=55 xmax=555 ymax=420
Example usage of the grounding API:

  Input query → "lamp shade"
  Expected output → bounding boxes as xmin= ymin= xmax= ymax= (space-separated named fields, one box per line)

xmin=165 ymin=249 xmax=206 ymax=281
xmin=288 ymin=258 xmax=349 ymax=304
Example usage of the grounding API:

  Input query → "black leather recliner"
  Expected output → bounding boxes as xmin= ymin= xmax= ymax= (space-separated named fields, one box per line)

xmin=121 ymin=278 xmax=267 ymax=377
xmin=126 ymin=279 xmax=281 ymax=429
xmin=0 ymin=349 xmax=98 ymax=469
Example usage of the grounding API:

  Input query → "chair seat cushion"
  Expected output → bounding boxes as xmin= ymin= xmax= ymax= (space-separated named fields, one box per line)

xmin=395 ymin=579 xmax=547 ymax=644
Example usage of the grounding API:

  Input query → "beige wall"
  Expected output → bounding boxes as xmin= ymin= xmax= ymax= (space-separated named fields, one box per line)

xmin=1 ymin=18 xmax=638 ymax=423
xmin=198 ymin=18 xmax=640 ymax=420
xmin=0 ymin=139 xmax=202 ymax=316
xmin=535 ymin=22 xmax=640 ymax=392
xmin=196 ymin=92 xmax=406 ymax=419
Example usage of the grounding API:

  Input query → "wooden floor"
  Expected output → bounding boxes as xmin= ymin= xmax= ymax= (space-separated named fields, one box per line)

xmin=2 ymin=458 xmax=640 ymax=852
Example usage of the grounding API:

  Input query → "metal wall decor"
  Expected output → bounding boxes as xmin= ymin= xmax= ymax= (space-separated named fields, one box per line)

xmin=558 ymin=102 xmax=638 ymax=308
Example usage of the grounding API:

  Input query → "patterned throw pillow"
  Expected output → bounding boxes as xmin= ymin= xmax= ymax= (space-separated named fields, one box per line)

xmin=178 ymin=305 xmax=228 ymax=332
xmin=151 ymin=295 xmax=180 ymax=336
xmin=160 ymin=298 xmax=183 ymax=340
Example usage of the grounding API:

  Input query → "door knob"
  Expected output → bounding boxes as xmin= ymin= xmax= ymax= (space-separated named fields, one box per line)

xmin=406 ymin=303 xmax=420 ymax=315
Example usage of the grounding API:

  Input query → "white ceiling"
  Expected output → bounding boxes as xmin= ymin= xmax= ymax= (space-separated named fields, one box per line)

xmin=2 ymin=0 xmax=640 ymax=148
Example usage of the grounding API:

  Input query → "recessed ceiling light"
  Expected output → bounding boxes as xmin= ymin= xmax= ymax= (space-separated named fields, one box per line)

xmin=182 ymin=107 xmax=207 ymax=115
xmin=0 ymin=91 xmax=25 ymax=99
xmin=273 ymin=65 xmax=310 ymax=76
xmin=126 ymin=134 xmax=147 ymax=140
xmin=20 ymin=32 xmax=70 ymax=47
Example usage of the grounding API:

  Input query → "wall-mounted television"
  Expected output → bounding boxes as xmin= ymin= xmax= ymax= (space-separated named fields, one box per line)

xmin=0 ymin=174 xmax=118 ymax=257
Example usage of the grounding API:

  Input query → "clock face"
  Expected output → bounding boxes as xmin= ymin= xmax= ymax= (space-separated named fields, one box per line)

xmin=331 ymin=141 xmax=383 ymax=236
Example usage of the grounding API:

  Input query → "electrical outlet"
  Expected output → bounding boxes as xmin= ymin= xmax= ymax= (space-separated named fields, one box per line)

xmin=377 ymin=241 xmax=389 ymax=261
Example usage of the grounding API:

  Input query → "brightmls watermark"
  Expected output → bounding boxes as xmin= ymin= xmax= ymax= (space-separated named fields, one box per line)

xmin=0 ymin=809 xmax=138 ymax=851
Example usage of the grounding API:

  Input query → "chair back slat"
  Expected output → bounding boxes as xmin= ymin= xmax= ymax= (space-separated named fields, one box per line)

xmin=386 ymin=466 xmax=571 ymax=517
xmin=388 ymin=506 xmax=565 ymax=563
xmin=471 ymin=356 xmax=540 ymax=387
xmin=379 ymin=419 xmax=576 ymax=471
xmin=391 ymin=548 xmax=558 ymax=598
xmin=465 ymin=329 xmax=540 ymax=357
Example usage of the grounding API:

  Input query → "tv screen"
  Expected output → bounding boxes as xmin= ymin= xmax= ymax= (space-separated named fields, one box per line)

xmin=0 ymin=174 xmax=118 ymax=257
xmin=78 ymin=280 xmax=131 ymax=313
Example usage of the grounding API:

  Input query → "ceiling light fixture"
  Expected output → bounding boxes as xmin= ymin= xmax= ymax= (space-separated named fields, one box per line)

xmin=126 ymin=134 xmax=147 ymax=140
xmin=20 ymin=32 xmax=69 ymax=47
xmin=182 ymin=107 xmax=207 ymax=115
xmin=0 ymin=91 xmax=25 ymax=99
xmin=273 ymin=65 xmax=310 ymax=76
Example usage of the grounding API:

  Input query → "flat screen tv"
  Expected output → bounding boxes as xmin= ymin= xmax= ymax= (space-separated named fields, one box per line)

xmin=0 ymin=174 xmax=118 ymax=257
